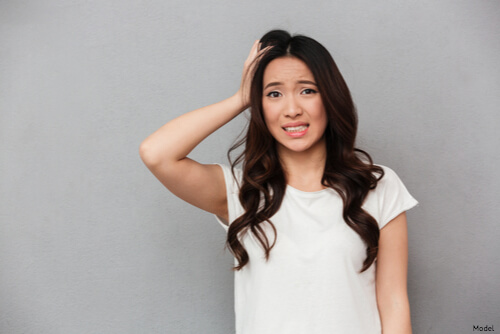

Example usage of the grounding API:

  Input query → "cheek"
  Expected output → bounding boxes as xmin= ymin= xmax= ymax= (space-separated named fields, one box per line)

xmin=314 ymin=106 xmax=328 ymax=134
xmin=262 ymin=102 xmax=280 ymax=127
xmin=309 ymin=100 xmax=327 ymax=121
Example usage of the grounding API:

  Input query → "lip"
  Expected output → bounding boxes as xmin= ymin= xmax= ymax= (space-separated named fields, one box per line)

xmin=282 ymin=123 xmax=309 ymax=138
xmin=284 ymin=128 xmax=308 ymax=137
xmin=281 ymin=122 xmax=309 ymax=128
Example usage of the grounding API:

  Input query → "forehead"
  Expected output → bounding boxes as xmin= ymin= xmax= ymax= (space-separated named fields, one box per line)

xmin=263 ymin=57 xmax=314 ymax=84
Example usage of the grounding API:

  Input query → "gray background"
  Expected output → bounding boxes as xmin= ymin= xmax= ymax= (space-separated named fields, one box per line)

xmin=1 ymin=0 xmax=499 ymax=333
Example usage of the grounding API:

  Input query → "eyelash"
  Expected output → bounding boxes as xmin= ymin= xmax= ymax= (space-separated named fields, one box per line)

xmin=267 ymin=91 xmax=281 ymax=98
xmin=266 ymin=89 xmax=317 ymax=98
xmin=301 ymin=88 xmax=317 ymax=95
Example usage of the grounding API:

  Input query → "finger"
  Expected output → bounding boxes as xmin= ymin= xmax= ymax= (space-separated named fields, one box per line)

xmin=257 ymin=45 xmax=273 ymax=57
xmin=253 ymin=40 xmax=261 ymax=55
xmin=246 ymin=40 xmax=260 ymax=61
xmin=252 ymin=39 xmax=259 ymax=51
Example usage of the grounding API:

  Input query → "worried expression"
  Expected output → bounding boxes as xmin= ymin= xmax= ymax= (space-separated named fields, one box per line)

xmin=262 ymin=56 xmax=328 ymax=157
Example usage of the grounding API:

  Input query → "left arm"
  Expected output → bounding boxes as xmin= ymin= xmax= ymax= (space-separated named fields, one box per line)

xmin=376 ymin=212 xmax=413 ymax=334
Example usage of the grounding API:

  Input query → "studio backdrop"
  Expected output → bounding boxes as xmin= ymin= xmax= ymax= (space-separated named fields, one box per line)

xmin=1 ymin=0 xmax=499 ymax=333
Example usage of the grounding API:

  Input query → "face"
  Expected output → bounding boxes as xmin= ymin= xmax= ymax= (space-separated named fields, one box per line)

xmin=262 ymin=56 xmax=328 ymax=157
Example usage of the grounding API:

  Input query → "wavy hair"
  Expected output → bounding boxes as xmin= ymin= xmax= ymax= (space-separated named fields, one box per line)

xmin=226 ymin=30 xmax=384 ymax=273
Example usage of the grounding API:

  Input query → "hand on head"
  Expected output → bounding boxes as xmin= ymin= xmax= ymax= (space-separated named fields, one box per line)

xmin=238 ymin=40 xmax=273 ymax=109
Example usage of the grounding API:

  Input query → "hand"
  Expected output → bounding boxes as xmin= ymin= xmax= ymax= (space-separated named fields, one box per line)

xmin=237 ymin=40 xmax=272 ymax=109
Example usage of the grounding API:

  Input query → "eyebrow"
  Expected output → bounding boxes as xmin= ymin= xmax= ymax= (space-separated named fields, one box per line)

xmin=263 ymin=80 xmax=318 ymax=90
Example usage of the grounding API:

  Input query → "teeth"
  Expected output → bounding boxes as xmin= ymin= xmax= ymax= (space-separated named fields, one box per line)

xmin=284 ymin=125 xmax=308 ymax=132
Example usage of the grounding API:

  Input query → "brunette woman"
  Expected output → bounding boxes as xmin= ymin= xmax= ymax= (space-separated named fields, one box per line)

xmin=139 ymin=30 xmax=418 ymax=334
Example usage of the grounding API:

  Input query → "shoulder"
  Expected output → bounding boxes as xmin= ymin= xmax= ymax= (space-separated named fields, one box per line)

xmin=213 ymin=164 xmax=245 ymax=227
xmin=365 ymin=164 xmax=418 ymax=229
xmin=374 ymin=164 xmax=401 ymax=189
xmin=370 ymin=164 xmax=415 ymax=204
xmin=214 ymin=163 xmax=243 ymax=193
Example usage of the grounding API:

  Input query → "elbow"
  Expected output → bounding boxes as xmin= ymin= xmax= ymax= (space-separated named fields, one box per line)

xmin=139 ymin=140 xmax=160 ymax=167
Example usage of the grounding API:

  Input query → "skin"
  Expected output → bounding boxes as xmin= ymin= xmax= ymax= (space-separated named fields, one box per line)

xmin=139 ymin=40 xmax=412 ymax=333
xmin=377 ymin=212 xmax=413 ymax=334
xmin=262 ymin=57 xmax=329 ymax=191
xmin=139 ymin=40 xmax=266 ymax=223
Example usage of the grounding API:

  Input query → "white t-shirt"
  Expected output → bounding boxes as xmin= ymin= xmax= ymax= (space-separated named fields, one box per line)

xmin=214 ymin=164 xmax=418 ymax=334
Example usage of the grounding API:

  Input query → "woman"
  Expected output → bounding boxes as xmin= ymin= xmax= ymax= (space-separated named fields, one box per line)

xmin=139 ymin=30 xmax=418 ymax=334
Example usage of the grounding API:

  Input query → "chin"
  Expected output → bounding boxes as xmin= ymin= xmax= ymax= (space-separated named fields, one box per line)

xmin=278 ymin=143 xmax=313 ymax=154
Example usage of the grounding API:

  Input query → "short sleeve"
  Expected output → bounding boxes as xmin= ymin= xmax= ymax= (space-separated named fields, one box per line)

xmin=363 ymin=165 xmax=419 ymax=230
xmin=213 ymin=164 xmax=244 ymax=232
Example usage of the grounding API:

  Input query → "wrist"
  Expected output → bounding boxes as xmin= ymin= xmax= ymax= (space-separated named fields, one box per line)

xmin=231 ymin=91 xmax=249 ymax=112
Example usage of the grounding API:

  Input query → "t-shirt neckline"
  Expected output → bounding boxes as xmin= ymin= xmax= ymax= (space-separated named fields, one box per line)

xmin=286 ymin=184 xmax=332 ymax=197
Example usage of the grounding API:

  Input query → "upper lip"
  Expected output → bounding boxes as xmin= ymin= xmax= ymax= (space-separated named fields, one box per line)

xmin=281 ymin=122 xmax=309 ymax=128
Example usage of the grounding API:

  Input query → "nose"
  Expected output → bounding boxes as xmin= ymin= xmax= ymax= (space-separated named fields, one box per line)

xmin=284 ymin=96 xmax=303 ymax=118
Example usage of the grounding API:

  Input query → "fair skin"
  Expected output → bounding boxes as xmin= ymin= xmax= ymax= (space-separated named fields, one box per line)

xmin=139 ymin=40 xmax=266 ymax=222
xmin=377 ymin=212 xmax=413 ymax=334
xmin=139 ymin=40 xmax=412 ymax=333
xmin=262 ymin=56 xmax=328 ymax=191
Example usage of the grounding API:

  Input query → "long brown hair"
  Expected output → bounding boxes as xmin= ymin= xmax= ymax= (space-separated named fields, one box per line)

xmin=226 ymin=30 xmax=384 ymax=273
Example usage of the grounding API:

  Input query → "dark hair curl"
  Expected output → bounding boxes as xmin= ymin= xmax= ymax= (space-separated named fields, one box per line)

xmin=226 ymin=30 xmax=384 ymax=273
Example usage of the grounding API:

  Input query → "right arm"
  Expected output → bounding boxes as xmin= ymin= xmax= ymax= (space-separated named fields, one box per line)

xmin=139 ymin=94 xmax=246 ymax=222
xmin=139 ymin=40 xmax=264 ymax=222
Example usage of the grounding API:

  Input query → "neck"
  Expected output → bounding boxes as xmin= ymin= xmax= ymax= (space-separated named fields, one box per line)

xmin=277 ymin=139 xmax=327 ymax=189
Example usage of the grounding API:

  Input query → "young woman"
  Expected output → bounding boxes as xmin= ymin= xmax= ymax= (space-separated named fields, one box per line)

xmin=139 ymin=30 xmax=418 ymax=334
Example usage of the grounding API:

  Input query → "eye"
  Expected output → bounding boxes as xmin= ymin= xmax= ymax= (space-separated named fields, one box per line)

xmin=301 ymin=88 xmax=317 ymax=95
xmin=266 ymin=91 xmax=282 ymax=98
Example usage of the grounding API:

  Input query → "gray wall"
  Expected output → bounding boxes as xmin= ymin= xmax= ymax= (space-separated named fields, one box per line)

xmin=1 ymin=0 xmax=499 ymax=333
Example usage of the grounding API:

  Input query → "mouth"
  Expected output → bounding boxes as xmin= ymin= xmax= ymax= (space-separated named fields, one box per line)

xmin=282 ymin=125 xmax=309 ymax=133
xmin=282 ymin=124 xmax=309 ymax=137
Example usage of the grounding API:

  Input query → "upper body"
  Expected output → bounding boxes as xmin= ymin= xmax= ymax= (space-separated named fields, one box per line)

xmin=139 ymin=30 xmax=416 ymax=333
xmin=214 ymin=163 xmax=417 ymax=334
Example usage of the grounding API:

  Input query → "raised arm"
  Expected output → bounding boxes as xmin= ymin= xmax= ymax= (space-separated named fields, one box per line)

xmin=139 ymin=40 xmax=264 ymax=222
